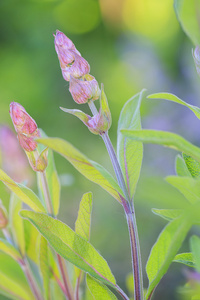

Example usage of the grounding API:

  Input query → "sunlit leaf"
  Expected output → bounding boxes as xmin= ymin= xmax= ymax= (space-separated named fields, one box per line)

xmin=121 ymin=129 xmax=200 ymax=163
xmin=86 ymin=274 xmax=117 ymax=300
xmin=37 ymin=137 xmax=124 ymax=202
xmin=166 ymin=176 xmax=200 ymax=204
xmin=21 ymin=210 xmax=116 ymax=288
xmin=0 ymin=238 xmax=22 ymax=262
xmin=75 ymin=192 xmax=92 ymax=241
xmin=175 ymin=154 xmax=192 ymax=177
xmin=0 ymin=169 xmax=45 ymax=212
xmin=39 ymin=236 xmax=50 ymax=300
xmin=173 ymin=252 xmax=195 ymax=268
xmin=190 ymin=235 xmax=200 ymax=272
xmin=183 ymin=154 xmax=200 ymax=178
xmin=152 ymin=208 xmax=183 ymax=221
xmin=146 ymin=214 xmax=192 ymax=299
xmin=148 ymin=93 xmax=200 ymax=119
xmin=9 ymin=194 xmax=25 ymax=256
xmin=117 ymin=90 xmax=144 ymax=200
xmin=174 ymin=0 xmax=200 ymax=45
xmin=24 ymin=220 xmax=40 ymax=264
xmin=75 ymin=192 xmax=92 ymax=278
xmin=0 ymin=252 xmax=34 ymax=300
xmin=37 ymin=130 xmax=60 ymax=216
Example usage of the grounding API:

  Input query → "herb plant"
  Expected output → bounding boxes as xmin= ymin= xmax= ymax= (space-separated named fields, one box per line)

xmin=1 ymin=1 xmax=200 ymax=299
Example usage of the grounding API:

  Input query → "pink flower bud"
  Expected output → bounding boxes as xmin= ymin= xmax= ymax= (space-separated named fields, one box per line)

xmin=0 ymin=126 xmax=33 ymax=183
xmin=69 ymin=74 xmax=100 ymax=104
xmin=54 ymin=30 xmax=90 ymax=81
xmin=0 ymin=200 xmax=8 ymax=229
xmin=9 ymin=102 xmax=40 ymax=152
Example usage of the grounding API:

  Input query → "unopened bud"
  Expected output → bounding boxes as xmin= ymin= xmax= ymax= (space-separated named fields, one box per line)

xmin=69 ymin=74 xmax=100 ymax=104
xmin=0 ymin=200 xmax=8 ymax=229
xmin=60 ymin=85 xmax=111 ymax=135
xmin=9 ymin=102 xmax=40 ymax=152
xmin=54 ymin=30 xmax=90 ymax=81
xmin=193 ymin=46 xmax=200 ymax=76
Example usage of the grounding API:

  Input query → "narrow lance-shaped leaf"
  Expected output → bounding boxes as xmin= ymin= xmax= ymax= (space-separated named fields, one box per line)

xmin=39 ymin=236 xmax=50 ymax=300
xmin=9 ymin=194 xmax=25 ymax=256
xmin=37 ymin=130 xmax=60 ymax=216
xmin=117 ymin=90 xmax=144 ymax=200
xmin=173 ymin=253 xmax=195 ymax=268
xmin=175 ymin=154 xmax=192 ymax=177
xmin=121 ymin=129 xmax=200 ymax=163
xmin=174 ymin=0 xmax=200 ymax=45
xmin=75 ymin=192 xmax=92 ymax=278
xmin=86 ymin=274 xmax=117 ymax=300
xmin=146 ymin=214 xmax=192 ymax=299
xmin=37 ymin=137 xmax=124 ymax=202
xmin=0 ymin=252 xmax=34 ymax=300
xmin=0 ymin=238 xmax=22 ymax=262
xmin=0 ymin=169 xmax=45 ymax=213
xmin=148 ymin=93 xmax=200 ymax=119
xmin=190 ymin=235 xmax=200 ymax=272
xmin=24 ymin=220 xmax=40 ymax=264
xmin=152 ymin=208 xmax=183 ymax=222
xmin=166 ymin=176 xmax=200 ymax=204
xmin=21 ymin=210 xmax=117 ymax=288
xmin=183 ymin=154 xmax=200 ymax=178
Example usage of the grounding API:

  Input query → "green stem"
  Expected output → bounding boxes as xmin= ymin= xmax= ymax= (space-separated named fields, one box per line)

xmin=20 ymin=259 xmax=43 ymax=300
xmin=88 ymin=101 xmax=144 ymax=299
xmin=3 ymin=228 xmax=43 ymax=300
xmin=41 ymin=171 xmax=74 ymax=300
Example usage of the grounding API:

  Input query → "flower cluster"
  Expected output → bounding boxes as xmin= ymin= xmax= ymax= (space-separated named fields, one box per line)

xmin=54 ymin=30 xmax=100 ymax=104
xmin=54 ymin=30 xmax=111 ymax=135
xmin=9 ymin=102 xmax=48 ymax=172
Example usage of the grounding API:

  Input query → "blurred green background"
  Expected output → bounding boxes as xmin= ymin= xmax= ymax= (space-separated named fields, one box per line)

xmin=1 ymin=0 xmax=200 ymax=299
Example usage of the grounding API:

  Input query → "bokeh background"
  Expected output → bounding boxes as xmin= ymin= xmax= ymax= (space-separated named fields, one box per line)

xmin=0 ymin=0 xmax=200 ymax=299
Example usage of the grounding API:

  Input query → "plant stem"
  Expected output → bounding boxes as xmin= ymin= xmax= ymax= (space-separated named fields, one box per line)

xmin=115 ymin=284 xmax=130 ymax=300
xmin=3 ymin=224 xmax=44 ymax=300
xmin=40 ymin=171 xmax=54 ymax=216
xmin=20 ymin=259 xmax=43 ymax=300
xmin=57 ymin=254 xmax=74 ymax=300
xmin=41 ymin=171 xmax=74 ymax=300
xmin=126 ymin=209 xmax=144 ymax=300
xmin=75 ymin=274 xmax=81 ymax=300
xmin=103 ymin=133 xmax=144 ymax=300
xmin=88 ymin=101 xmax=144 ymax=299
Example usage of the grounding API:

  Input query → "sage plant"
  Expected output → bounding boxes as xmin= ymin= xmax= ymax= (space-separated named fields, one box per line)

xmin=1 ymin=27 xmax=200 ymax=300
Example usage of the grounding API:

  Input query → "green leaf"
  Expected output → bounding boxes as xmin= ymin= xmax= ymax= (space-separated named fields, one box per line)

xmin=0 ymin=169 xmax=45 ymax=212
xmin=75 ymin=192 xmax=93 ymax=278
xmin=24 ymin=220 xmax=40 ymax=264
xmin=146 ymin=214 xmax=192 ymax=299
xmin=0 ymin=252 xmax=34 ymax=300
xmin=175 ymin=154 xmax=192 ymax=177
xmin=152 ymin=208 xmax=183 ymax=221
xmin=121 ymin=129 xmax=200 ymax=163
xmin=148 ymin=93 xmax=200 ymax=119
xmin=0 ymin=238 xmax=22 ymax=262
xmin=183 ymin=154 xmax=200 ymax=178
xmin=117 ymin=90 xmax=144 ymax=199
xmin=190 ymin=235 xmax=200 ymax=272
xmin=37 ymin=137 xmax=123 ymax=202
xmin=174 ymin=0 xmax=200 ymax=45
xmin=173 ymin=252 xmax=195 ymax=268
xmin=86 ymin=274 xmax=117 ymax=300
xmin=21 ymin=210 xmax=116 ymax=288
xmin=9 ymin=194 xmax=25 ymax=256
xmin=75 ymin=192 xmax=92 ymax=241
xmin=39 ymin=236 xmax=50 ymax=300
xmin=166 ymin=176 xmax=200 ymax=204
